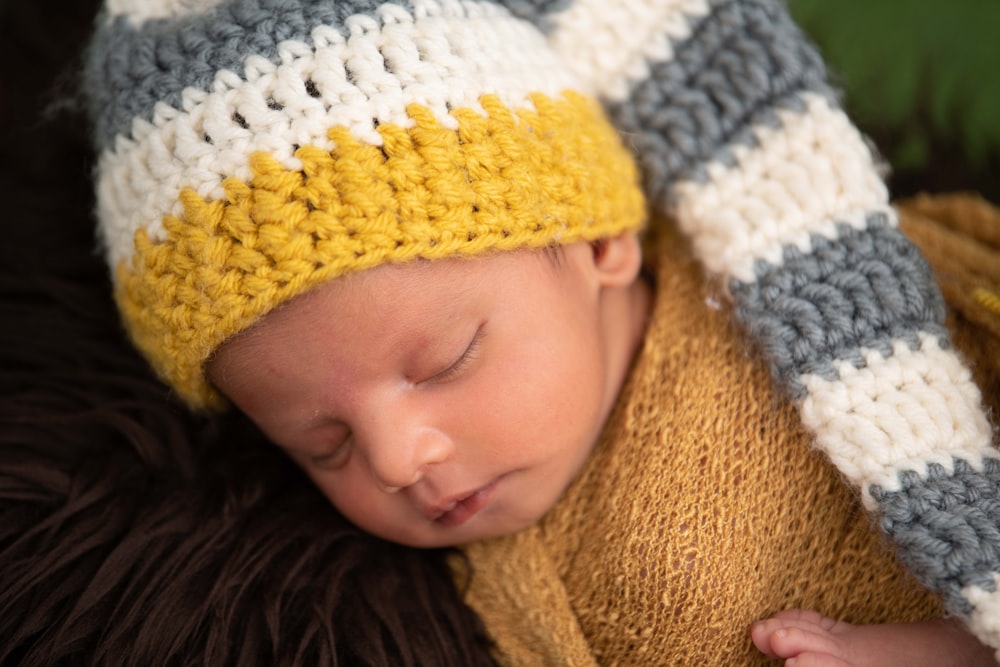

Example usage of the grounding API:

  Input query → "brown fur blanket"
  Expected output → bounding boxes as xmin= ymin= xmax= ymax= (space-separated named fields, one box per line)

xmin=0 ymin=3 xmax=495 ymax=664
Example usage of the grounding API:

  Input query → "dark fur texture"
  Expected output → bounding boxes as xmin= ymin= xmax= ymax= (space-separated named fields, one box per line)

xmin=0 ymin=3 xmax=496 ymax=664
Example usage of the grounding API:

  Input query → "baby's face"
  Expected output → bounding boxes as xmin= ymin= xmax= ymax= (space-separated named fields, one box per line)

xmin=209 ymin=241 xmax=639 ymax=547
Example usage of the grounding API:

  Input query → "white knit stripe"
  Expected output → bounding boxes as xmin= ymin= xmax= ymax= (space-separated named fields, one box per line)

xmin=671 ymin=92 xmax=890 ymax=284
xmin=798 ymin=332 xmax=995 ymax=508
xmin=964 ymin=575 xmax=1000 ymax=656
xmin=95 ymin=3 xmax=574 ymax=271
xmin=548 ymin=0 xmax=711 ymax=101
xmin=104 ymin=0 xmax=227 ymax=26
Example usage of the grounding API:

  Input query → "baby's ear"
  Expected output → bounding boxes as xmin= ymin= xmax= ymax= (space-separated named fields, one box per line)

xmin=592 ymin=233 xmax=643 ymax=287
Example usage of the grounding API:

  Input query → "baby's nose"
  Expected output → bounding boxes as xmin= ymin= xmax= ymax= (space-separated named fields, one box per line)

xmin=366 ymin=425 xmax=454 ymax=492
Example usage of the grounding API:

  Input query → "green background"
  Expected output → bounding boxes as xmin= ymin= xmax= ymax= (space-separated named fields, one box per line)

xmin=789 ymin=0 xmax=1000 ymax=202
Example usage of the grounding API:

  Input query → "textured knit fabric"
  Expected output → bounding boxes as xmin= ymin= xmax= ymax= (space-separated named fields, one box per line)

xmin=460 ymin=219 xmax=943 ymax=665
xmin=84 ymin=0 xmax=1000 ymax=653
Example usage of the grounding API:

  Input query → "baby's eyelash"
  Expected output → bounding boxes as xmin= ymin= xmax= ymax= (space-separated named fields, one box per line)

xmin=430 ymin=328 xmax=483 ymax=384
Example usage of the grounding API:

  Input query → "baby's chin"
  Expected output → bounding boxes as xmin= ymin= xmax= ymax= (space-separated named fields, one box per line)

xmin=377 ymin=504 xmax=557 ymax=549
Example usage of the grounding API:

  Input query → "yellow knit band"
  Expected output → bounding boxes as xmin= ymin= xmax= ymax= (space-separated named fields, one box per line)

xmin=115 ymin=91 xmax=647 ymax=408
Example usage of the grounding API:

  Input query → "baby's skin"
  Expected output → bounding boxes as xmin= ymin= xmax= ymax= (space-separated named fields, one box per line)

xmin=751 ymin=608 xmax=997 ymax=666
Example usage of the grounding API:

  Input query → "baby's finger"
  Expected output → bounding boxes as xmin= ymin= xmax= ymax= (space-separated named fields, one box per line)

xmin=750 ymin=617 xmax=842 ymax=660
xmin=783 ymin=652 xmax=854 ymax=667
xmin=768 ymin=608 xmax=840 ymax=631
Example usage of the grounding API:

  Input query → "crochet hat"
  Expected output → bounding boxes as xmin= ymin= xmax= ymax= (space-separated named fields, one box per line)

xmin=84 ymin=0 xmax=646 ymax=408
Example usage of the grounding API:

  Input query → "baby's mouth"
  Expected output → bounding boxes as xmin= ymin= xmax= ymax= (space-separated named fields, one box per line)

xmin=428 ymin=476 xmax=503 ymax=527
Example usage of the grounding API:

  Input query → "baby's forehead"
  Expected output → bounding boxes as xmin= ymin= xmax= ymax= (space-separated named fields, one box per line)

xmin=333 ymin=246 xmax=557 ymax=294
xmin=255 ymin=246 xmax=570 ymax=340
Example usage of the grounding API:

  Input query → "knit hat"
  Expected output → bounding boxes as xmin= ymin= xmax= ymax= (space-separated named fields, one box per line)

xmin=84 ymin=0 xmax=646 ymax=408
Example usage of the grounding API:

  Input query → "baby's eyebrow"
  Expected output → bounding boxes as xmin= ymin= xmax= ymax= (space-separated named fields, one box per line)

xmin=294 ymin=411 xmax=328 ymax=433
xmin=269 ymin=415 xmax=346 ymax=457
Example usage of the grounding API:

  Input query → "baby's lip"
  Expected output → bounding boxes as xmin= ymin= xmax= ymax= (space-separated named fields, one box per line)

xmin=425 ymin=475 xmax=504 ymax=526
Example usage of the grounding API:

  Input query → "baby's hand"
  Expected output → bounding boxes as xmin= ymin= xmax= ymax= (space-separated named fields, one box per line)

xmin=751 ymin=609 xmax=857 ymax=666
xmin=750 ymin=608 xmax=998 ymax=667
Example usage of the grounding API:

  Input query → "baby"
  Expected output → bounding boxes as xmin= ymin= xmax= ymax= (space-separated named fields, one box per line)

xmin=205 ymin=234 xmax=997 ymax=666
xmin=84 ymin=0 xmax=1000 ymax=664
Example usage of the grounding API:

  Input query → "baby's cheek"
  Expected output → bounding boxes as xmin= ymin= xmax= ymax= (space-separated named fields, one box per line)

xmin=305 ymin=465 xmax=364 ymax=516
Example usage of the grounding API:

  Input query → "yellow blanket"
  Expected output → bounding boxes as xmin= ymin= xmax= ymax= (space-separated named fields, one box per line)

xmin=457 ymin=193 xmax=1000 ymax=665
xmin=898 ymin=193 xmax=1000 ymax=413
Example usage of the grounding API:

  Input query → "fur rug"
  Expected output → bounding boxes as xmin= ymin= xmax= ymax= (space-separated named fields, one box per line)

xmin=0 ymin=3 xmax=495 ymax=664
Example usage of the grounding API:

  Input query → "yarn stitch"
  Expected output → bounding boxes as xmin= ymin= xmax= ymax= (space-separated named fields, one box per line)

xmin=84 ymin=0 xmax=1000 ymax=654
xmin=975 ymin=288 xmax=1000 ymax=317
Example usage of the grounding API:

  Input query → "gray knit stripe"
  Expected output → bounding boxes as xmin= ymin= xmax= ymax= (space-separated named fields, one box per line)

xmin=604 ymin=0 xmax=834 ymax=207
xmin=730 ymin=213 xmax=949 ymax=399
xmin=871 ymin=458 xmax=1000 ymax=615
xmin=85 ymin=0 xmax=415 ymax=149
xmin=491 ymin=0 xmax=571 ymax=32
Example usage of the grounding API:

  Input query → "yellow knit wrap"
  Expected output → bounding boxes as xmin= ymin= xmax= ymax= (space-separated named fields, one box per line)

xmin=114 ymin=91 xmax=646 ymax=407
xmin=458 ymin=218 xmax=942 ymax=665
